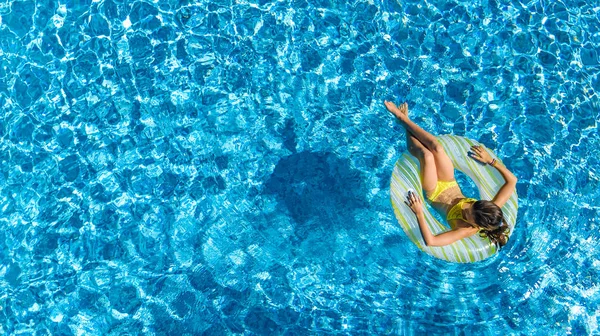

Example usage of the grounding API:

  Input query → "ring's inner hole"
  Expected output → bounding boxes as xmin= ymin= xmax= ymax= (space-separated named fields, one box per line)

xmin=455 ymin=169 xmax=479 ymax=200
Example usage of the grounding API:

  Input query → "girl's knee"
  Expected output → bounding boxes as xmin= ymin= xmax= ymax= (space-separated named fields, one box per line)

xmin=429 ymin=141 xmax=445 ymax=155
xmin=422 ymin=149 xmax=435 ymax=161
xmin=411 ymin=146 xmax=434 ymax=161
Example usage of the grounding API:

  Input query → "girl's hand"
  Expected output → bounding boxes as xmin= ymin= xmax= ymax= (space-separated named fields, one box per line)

xmin=469 ymin=145 xmax=493 ymax=165
xmin=405 ymin=191 xmax=424 ymax=216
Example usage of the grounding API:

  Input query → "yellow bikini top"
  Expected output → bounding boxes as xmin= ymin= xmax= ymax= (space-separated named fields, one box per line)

xmin=447 ymin=198 xmax=477 ymax=224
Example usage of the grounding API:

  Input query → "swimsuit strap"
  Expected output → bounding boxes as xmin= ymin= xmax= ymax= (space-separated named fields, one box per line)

xmin=447 ymin=198 xmax=477 ymax=223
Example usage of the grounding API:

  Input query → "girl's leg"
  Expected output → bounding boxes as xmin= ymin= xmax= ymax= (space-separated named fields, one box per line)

xmin=406 ymin=132 xmax=438 ymax=193
xmin=386 ymin=101 xmax=455 ymax=181
xmin=395 ymin=102 xmax=438 ymax=192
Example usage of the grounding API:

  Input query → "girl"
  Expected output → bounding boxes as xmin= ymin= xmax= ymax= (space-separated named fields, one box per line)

xmin=384 ymin=101 xmax=518 ymax=248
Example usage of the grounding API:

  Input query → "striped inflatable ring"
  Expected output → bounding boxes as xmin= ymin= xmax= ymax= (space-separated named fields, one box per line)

xmin=390 ymin=135 xmax=518 ymax=263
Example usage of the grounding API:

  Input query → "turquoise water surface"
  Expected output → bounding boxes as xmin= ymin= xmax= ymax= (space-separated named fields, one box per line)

xmin=1 ymin=0 xmax=599 ymax=334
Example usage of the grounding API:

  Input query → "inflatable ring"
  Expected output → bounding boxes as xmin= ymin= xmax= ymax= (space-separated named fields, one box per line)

xmin=390 ymin=135 xmax=518 ymax=263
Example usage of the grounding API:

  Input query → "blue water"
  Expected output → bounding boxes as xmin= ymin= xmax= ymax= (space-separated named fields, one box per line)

xmin=0 ymin=0 xmax=599 ymax=334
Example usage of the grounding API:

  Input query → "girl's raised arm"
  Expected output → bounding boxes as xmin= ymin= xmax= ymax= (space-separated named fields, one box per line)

xmin=469 ymin=145 xmax=517 ymax=208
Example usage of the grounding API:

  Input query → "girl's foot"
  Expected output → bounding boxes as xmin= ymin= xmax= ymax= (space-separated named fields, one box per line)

xmin=384 ymin=101 xmax=409 ymax=120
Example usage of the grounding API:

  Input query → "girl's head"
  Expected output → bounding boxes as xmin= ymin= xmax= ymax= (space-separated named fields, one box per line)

xmin=472 ymin=200 xmax=509 ymax=247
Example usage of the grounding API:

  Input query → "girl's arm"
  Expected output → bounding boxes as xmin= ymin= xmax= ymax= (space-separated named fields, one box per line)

xmin=407 ymin=192 xmax=478 ymax=247
xmin=470 ymin=145 xmax=518 ymax=208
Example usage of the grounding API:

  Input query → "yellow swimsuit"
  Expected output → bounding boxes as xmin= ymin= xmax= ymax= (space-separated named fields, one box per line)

xmin=427 ymin=180 xmax=459 ymax=201
xmin=446 ymin=197 xmax=477 ymax=224
xmin=427 ymin=180 xmax=477 ymax=225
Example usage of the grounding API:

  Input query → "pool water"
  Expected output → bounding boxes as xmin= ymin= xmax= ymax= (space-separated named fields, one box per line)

xmin=1 ymin=0 xmax=599 ymax=334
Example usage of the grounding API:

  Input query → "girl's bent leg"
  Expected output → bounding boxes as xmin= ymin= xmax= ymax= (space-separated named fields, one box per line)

xmin=407 ymin=133 xmax=438 ymax=193
xmin=386 ymin=101 xmax=455 ymax=181
xmin=402 ymin=117 xmax=455 ymax=181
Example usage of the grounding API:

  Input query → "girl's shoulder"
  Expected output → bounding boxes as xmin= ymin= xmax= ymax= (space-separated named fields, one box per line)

xmin=456 ymin=225 xmax=479 ymax=236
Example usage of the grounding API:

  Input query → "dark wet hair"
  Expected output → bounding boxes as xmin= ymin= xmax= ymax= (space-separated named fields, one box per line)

xmin=472 ymin=200 xmax=509 ymax=248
